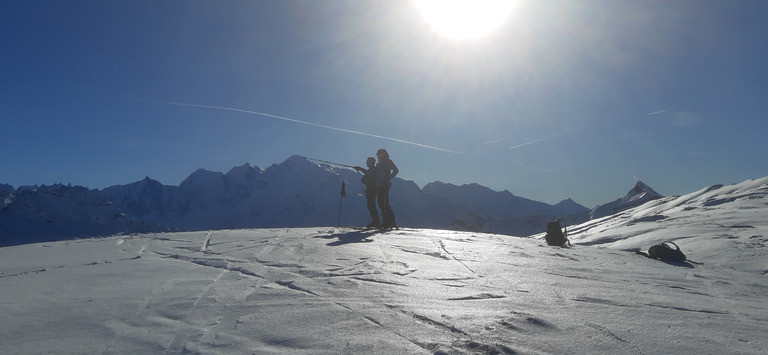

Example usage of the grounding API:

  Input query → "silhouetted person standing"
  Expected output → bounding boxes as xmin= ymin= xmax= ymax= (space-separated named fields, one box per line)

xmin=375 ymin=149 xmax=398 ymax=229
xmin=354 ymin=157 xmax=379 ymax=228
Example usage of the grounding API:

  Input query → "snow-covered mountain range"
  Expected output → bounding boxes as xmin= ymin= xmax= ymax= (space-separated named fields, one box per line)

xmin=4 ymin=155 xmax=661 ymax=246
xmin=1 ymin=175 xmax=766 ymax=354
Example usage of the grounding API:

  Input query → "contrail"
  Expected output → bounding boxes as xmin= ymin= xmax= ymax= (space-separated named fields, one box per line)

xmin=483 ymin=137 xmax=512 ymax=145
xmin=121 ymin=97 xmax=462 ymax=154
xmin=509 ymin=127 xmax=584 ymax=150
xmin=647 ymin=110 xmax=669 ymax=116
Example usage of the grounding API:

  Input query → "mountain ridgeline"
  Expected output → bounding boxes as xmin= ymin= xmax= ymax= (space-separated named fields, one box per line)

xmin=0 ymin=155 xmax=661 ymax=246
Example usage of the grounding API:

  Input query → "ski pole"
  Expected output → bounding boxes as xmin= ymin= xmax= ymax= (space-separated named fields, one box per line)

xmin=337 ymin=181 xmax=345 ymax=226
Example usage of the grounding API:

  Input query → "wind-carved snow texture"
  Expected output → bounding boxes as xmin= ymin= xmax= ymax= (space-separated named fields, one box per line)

xmin=0 ymin=177 xmax=767 ymax=354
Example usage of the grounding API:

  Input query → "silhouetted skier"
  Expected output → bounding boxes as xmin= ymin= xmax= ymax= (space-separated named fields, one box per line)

xmin=354 ymin=157 xmax=379 ymax=228
xmin=375 ymin=149 xmax=398 ymax=229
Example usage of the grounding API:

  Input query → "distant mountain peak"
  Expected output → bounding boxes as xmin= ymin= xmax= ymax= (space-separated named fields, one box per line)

xmin=588 ymin=181 xmax=665 ymax=220
xmin=620 ymin=181 xmax=663 ymax=208
xmin=225 ymin=163 xmax=262 ymax=181
xmin=273 ymin=155 xmax=315 ymax=170
xmin=631 ymin=180 xmax=652 ymax=193
xmin=179 ymin=168 xmax=225 ymax=189
xmin=553 ymin=198 xmax=589 ymax=216
xmin=555 ymin=198 xmax=578 ymax=207
xmin=139 ymin=176 xmax=162 ymax=186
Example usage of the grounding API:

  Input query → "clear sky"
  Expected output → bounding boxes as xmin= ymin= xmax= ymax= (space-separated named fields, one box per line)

xmin=2 ymin=0 xmax=767 ymax=207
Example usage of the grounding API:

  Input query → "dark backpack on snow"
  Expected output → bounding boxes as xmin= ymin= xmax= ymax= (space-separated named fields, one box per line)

xmin=545 ymin=220 xmax=569 ymax=246
xmin=648 ymin=241 xmax=687 ymax=262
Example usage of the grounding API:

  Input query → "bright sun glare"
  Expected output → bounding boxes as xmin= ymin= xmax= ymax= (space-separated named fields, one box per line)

xmin=414 ymin=0 xmax=516 ymax=39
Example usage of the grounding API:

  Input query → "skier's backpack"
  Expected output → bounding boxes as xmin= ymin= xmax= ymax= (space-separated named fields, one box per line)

xmin=648 ymin=241 xmax=687 ymax=262
xmin=545 ymin=219 xmax=569 ymax=246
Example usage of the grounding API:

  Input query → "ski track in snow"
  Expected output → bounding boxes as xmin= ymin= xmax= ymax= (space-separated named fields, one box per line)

xmin=1 ymin=228 xmax=765 ymax=354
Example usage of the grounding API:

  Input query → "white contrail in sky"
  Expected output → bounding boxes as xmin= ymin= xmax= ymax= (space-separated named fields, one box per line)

xmin=647 ymin=110 xmax=669 ymax=116
xmin=483 ymin=137 xmax=512 ymax=145
xmin=121 ymin=98 xmax=463 ymax=154
xmin=508 ymin=127 xmax=585 ymax=150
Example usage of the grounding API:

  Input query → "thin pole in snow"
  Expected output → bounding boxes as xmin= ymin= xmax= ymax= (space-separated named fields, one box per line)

xmin=336 ymin=181 xmax=346 ymax=226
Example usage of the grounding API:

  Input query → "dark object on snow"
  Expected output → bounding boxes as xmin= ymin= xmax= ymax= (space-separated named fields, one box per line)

xmin=545 ymin=220 xmax=569 ymax=246
xmin=647 ymin=241 xmax=687 ymax=262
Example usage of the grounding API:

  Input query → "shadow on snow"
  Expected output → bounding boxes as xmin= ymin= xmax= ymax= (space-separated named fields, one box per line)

xmin=315 ymin=229 xmax=385 ymax=246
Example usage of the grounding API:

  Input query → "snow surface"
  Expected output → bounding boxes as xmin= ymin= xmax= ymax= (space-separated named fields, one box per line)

xmin=1 ymin=178 xmax=767 ymax=354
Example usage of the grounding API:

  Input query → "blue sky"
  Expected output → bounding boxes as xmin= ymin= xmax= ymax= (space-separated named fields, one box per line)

xmin=2 ymin=0 xmax=767 ymax=207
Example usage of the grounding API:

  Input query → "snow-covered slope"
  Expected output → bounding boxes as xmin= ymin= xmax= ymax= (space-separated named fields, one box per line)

xmin=561 ymin=177 xmax=768 ymax=274
xmin=1 ymin=222 xmax=766 ymax=353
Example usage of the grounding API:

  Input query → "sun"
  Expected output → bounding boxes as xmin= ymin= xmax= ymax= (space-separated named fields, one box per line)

xmin=414 ymin=0 xmax=516 ymax=39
